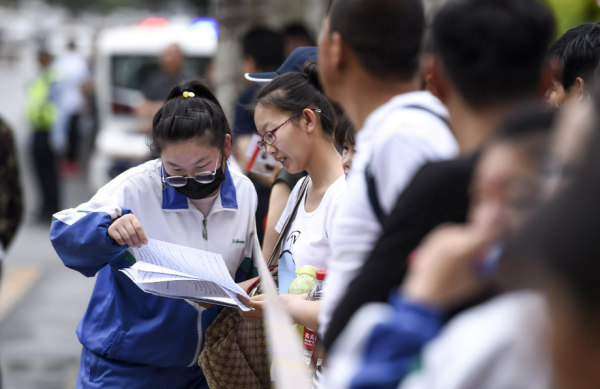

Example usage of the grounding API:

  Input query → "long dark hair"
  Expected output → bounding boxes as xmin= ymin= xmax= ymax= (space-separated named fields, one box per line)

xmin=254 ymin=61 xmax=336 ymax=140
xmin=149 ymin=79 xmax=231 ymax=157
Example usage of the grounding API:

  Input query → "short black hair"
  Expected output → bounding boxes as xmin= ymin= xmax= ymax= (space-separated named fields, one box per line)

xmin=432 ymin=0 xmax=555 ymax=110
xmin=333 ymin=103 xmax=355 ymax=148
xmin=150 ymin=80 xmax=230 ymax=156
xmin=503 ymin=97 xmax=600 ymax=312
xmin=329 ymin=0 xmax=425 ymax=81
xmin=243 ymin=26 xmax=284 ymax=72
xmin=548 ymin=23 xmax=600 ymax=90
xmin=284 ymin=23 xmax=316 ymax=46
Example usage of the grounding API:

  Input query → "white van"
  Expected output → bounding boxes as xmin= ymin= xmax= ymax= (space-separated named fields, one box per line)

xmin=89 ymin=18 xmax=217 ymax=191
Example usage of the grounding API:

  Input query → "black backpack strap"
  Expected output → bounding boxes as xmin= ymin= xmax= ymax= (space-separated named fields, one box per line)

xmin=402 ymin=104 xmax=453 ymax=133
xmin=364 ymin=105 xmax=452 ymax=225
xmin=365 ymin=162 xmax=385 ymax=225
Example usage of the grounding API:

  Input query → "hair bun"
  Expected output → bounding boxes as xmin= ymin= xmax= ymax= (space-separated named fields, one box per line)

xmin=166 ymin=80 xmax=223 ymax=111
xmin=303 ymin=60 xmax=324 ymax=93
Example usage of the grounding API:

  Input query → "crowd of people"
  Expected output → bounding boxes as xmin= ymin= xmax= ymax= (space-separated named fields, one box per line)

xmin=42 ymin=0 xmax=600 ymax=388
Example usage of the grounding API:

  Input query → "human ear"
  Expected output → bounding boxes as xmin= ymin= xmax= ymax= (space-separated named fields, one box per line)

xmin=302 ymin=109 xmax=318 ymax=134
xmin=575 ymin=77 xmax=586 ymax=101
xmin=330 ymin=32 xmax=344 ymax=71
xmin=223 ymin=134 xmax=232 ymax=162
xmin=427 ymin=57 xmax=448 ymax=103
xmin=537 ymin=59 xmax=562 ymax=99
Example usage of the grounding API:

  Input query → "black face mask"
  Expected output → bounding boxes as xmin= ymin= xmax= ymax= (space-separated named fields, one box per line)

xmin=174 ymin=168 xmax=226 ymax=200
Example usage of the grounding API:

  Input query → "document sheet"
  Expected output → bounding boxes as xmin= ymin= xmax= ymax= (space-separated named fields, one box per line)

xmin=251 ymin=233 xmax=311 ymax=388
xmin=120 ymin=239 xmax=251 ymax=311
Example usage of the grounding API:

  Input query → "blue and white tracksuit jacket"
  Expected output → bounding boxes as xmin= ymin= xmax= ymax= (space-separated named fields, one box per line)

xmin=325 ymin=291 xmax=444 ymax=389
xmin=50 ymin=160 xmax=258 ymax=388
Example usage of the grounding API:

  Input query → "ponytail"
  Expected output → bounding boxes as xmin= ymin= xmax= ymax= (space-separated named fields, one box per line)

xmin=150 ymin=80 xmax=230 ymax=156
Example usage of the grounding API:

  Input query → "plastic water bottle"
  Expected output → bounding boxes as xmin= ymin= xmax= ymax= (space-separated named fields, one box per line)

xmin=303 ymin=270 xmax=327 ymax=365
xmin=289 ymin=265 xmax=317 ymax=337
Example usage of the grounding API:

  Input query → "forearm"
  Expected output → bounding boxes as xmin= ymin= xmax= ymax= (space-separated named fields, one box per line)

xmin=50 ymin=206 xmax=132 ymax=276
xmin=238 ymin=277 xmax=259 ymax=293
xmin=287 ymin=298 xmax=321 ymax=330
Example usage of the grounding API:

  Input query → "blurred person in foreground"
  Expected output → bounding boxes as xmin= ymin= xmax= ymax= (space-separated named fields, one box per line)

xmin=27 ymin=49 xmax=60 ymax=221
xmin=317 ymin=0 xmax=460 ymax=340
xmin=328 ymin=104 xmax=558 ymax=389
xmin=546 ymin=22 xmax=600 ymax=108
xmin=0 ymin=116 xmax=23 ymax=389
xmin=232 ymin=26 xmax=284 ymax=243
xmin=138 ymin=44 xmax=191 ymax=132
xmin=504 ymin=129 xmax=600 ymax=389
xmin=0 ymin=117 xmax=23 ymax=263
xmin=323 ymin=0 xmax=558 ymax=350
xmin=54 ymin=40 xmax=90 ymax=177
xmin=283 ymin=23 xmax=316 ymax=58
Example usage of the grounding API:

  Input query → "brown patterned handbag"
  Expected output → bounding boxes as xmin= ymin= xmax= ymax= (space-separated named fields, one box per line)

xmin=199 ymin=178 xmax=310 ymax=389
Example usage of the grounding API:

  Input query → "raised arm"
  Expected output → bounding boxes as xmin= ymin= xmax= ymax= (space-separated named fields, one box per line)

xmin=50 ymin=196 xmax=136 ymax=277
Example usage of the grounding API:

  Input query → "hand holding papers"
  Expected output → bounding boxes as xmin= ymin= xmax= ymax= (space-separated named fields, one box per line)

xmin=120 ymin=239 xmax=251 ymax=311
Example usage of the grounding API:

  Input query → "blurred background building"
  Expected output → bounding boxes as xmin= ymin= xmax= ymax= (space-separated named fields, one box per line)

xmin=0 ymin=0 xmax=597 ymax=388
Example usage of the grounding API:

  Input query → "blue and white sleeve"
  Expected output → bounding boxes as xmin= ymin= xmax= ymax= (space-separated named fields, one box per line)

xmin=50 ymin=197 xmax=133 ymax=277
xmin=349 ymin=292 xmax=444 ymax=389
xmin=326 ymin=291 xmax=445 ymax=389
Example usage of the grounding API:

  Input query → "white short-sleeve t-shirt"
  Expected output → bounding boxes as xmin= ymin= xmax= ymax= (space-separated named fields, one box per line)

xmin=275 ymin=175 xmax=347 ymax=293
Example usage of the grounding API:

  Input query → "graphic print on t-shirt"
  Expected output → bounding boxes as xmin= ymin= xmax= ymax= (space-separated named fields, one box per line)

xmin=278 ymin=231 xmax=301 ymax=294
xmin=274 ymin=175 xmax=347 ymax=295
xmin=288 ymin=231 xmax=301 ymax=245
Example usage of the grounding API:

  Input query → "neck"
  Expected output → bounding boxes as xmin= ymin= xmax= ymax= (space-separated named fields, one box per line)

xmin=304 ymin=139 xmax=344 ymax=190
xmin=446 ymin=99 xmax=517 ymax=153
xmin=337 ymin=74 xmax=421 ymax=131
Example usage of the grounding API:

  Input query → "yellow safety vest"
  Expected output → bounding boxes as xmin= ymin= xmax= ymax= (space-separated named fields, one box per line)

xmin=26 ymin=68 xmax=58 ymax=131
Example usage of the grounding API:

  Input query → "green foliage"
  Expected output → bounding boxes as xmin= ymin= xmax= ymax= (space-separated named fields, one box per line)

xmin=542 ymin=0 xmax=600 ymax=36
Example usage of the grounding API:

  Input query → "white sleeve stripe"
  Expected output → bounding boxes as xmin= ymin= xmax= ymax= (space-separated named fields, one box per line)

xmin=53 ymin=206 xmax=123 ymax=226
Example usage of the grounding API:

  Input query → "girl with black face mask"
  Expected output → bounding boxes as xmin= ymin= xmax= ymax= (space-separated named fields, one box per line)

xmin=49 ymin=80 xmax=260 ymax=389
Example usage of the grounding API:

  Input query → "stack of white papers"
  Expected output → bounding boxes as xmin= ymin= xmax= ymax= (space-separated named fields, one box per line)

xmin=120 ymin=239 xmax=251 ymax=311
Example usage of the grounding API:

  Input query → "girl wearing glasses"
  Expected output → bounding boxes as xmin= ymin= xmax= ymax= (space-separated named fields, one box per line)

xmin=50 ymin=80 xmax=258 ymax=389
xmin=240 ymin=61 xmax=347 ymax=327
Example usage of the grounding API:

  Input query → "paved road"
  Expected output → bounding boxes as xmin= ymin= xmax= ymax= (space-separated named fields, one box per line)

xmin=0 ymin=45 xmax=96 ymax=389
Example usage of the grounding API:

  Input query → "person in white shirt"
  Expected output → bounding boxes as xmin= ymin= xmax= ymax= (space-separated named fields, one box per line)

xmin=50 ymin=80 xmax=258 ymax=389
xmin=239 ymin=61 xmax=346 ymax=331
xmin=317 ymin=0 xmax=458 ymax=336
xmin=53 ymin=40 xmax=90 ymax=168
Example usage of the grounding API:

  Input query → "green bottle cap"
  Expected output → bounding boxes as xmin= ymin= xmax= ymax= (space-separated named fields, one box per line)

xmin=295 ymin=265 xmax=317 ymax=278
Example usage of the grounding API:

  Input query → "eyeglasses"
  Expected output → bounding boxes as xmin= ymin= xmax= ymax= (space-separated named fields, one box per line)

xmin=257 ymin=108 xmax=321 ymax=152
xmin=162 ymin=150 xmax=221 ymax=187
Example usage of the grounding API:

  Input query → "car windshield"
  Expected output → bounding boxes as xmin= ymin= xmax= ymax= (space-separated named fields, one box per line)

xmin=111 ymin=55 xmax=211 ymax=114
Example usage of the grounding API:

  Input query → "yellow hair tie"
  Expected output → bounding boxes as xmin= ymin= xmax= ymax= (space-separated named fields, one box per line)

xmin=182 ymin=91 xmax=195 ymax=98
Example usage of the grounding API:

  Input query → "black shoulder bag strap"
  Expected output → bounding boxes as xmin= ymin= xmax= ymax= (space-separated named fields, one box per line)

xmin=365 ymin=105 xmax=452 ymax=225
xmin=266 ymin=177 xmax=311 ymax=267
